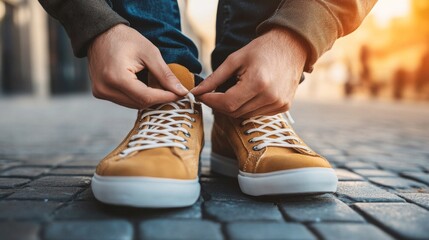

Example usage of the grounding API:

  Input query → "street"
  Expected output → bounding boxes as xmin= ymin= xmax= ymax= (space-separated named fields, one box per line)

xmin=0 ymin=95 xmax=428 ymax=240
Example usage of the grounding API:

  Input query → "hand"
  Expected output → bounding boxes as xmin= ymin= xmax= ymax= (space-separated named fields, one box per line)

xmin=191 ymin=27 xmax=307 ymax=118
xmin=88 ymin=24 xmax=189 ymax=109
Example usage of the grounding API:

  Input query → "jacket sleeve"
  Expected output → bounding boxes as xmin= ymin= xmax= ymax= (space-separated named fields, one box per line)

xmin=256 ymin=0 xmax=377 ymax=72
xmin=38 ymin=0 xmax=129 ymax=58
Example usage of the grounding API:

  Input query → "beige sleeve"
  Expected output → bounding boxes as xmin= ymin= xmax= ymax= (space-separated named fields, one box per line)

xmin=257 ymin=0 xmax=378 ymax=72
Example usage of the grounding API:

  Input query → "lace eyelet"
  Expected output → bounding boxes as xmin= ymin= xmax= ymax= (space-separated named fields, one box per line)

xmin=244 ymin=130 xmax=250 ymax=135
xmin=181 ymin=146 xmax=189 ymax=150
xmin=190 ymin=118 xmax=196 ymax=122
xmin=184 ymin=132 xmax=191 ymax=138
xmin=248 ymin=138 xmax=254 ymax=143
xmin=252 ymin=146 xmax=261 ymax=151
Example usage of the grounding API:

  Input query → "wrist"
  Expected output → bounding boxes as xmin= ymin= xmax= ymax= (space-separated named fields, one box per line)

xmin=263 ymin=27 xmax=308 ymax=67
xmin=88 ymin=24 xmax=127 ymax=57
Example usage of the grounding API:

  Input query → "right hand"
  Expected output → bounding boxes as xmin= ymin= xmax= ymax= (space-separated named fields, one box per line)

xmin=87 ymin=24 xmax=189 ymax=109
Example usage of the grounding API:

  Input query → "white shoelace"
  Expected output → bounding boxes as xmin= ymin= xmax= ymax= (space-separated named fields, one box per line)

xmin=119 ymin=93 xmax=196 ymax=157
xmin=242 ymin=112 xmax=311 ymax=151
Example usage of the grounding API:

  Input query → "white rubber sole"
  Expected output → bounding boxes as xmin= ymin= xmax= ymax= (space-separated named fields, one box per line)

xmin=210 ymin=152 xmax=338 ymax=196
xmin=91 ymin=174 xmax=200 ymax=208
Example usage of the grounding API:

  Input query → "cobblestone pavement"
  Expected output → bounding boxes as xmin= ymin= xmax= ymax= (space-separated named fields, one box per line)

xmin=1 ymin=95 xmax=429 ymax=240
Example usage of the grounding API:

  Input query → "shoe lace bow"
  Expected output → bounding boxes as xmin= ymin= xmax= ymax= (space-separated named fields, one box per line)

xmin=119 ymin=93 xmax=196 ymax=157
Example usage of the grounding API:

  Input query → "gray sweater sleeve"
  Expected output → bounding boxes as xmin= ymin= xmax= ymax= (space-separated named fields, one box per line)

xmin=38 ymin=0 xmax=129 ymax=57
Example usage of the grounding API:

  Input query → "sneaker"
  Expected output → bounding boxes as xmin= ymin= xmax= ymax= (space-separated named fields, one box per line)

xmin=210 ymin=112 xmax=337 ymax=196
xmin=92 ymin=64 xmax=204 ymax=208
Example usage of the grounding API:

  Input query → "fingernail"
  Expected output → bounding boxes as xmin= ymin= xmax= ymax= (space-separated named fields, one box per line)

xmin=176 ymin=83 xmax=189 ymax=93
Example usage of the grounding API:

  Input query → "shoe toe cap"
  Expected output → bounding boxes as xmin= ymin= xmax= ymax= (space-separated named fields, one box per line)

xmin=255 ymin=153 xmax=332 ymax=173
xmin=96 ymin=153 xmax=193 ymax=179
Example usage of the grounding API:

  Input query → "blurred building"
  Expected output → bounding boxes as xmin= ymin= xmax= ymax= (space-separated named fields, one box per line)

xmin=1 ymin=0 xmax=428 ymax=101
xmin=299 ymin=0 xmax=429 ymax=101
xmin=0 ymin=0 xmax=89 ymax=97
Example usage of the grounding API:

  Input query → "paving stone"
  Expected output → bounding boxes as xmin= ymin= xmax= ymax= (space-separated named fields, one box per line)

xmin=397 ymin=193 xmax=429 ymax=210
xmin=0 ymin=189 xmax=14 ymax=198
xmin=376 ymin=162 xmax=423 ymax=172
xmin=344 ymin=161 xmax=377 ymax=170
xmin=280 ymin=196 xmax=364 ymax=222
xmin=0 ymin=201 xmax=61 ymax=220
xmin=336 ymin=182 xmax=404 ymax=202
xmin=354 ymin=203 xmax=429 ymax=239
xmin=335 ymin=169 xmax=365 ymax=181
xmin=369 ymin=177 xmax=427 ymax=189
xmin=325 ymin=155 xmax=349 ymax=164
xmin=356 ymin=154 xmax=392 ymax=164
xmin=311 ymin=223 xmax=393 ymax=240
xmin=28 ymin=176 xmax=91 ymax=187
xmin=0 ymin=167 xmax=50 ymax=178
xmin=0 ymin=222 xmax=40 ymax=240
xmin=0 ymin=160 xmax=22 ymax=171
xmin=401 ymin=172 xmax=429 ymax=185
xmin=21 ymin=155 xmax=73 ymax=167
xmin=44 ymin=220 xmax=133 ymax=240
xmin=0 ymin=178 xmax=30 ymax=188
xmin=55 ymin=200 xmax=202 ymax=219
xmin=204 ymin=201 xmax=283 ymax=222
xmin=47 ymin=167 xmax=95 ymax=176
xmin=60 ymin=159 xmax=101 ymax=167
xmin=54 ymin=202 xmax=116 ymax=219
xmin=139 ymin=219 xmax=222 ymax=240
xmin=201 ymin=179 xmax=255 ymax=202
xmin=7 ymin=187 xmax=83 ymax=201
xmin=75 ymin=188 xmax=96 ymax=201
xmin=226 ymin=222 xmax=315 ymax=240
xmin=140 ymin=199 xmax=202 ymax=219
xmin=352 ymin=169 xmax=396 ymax=177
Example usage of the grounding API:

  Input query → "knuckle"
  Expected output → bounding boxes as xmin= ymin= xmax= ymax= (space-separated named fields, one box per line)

xmin=226 ymin=53 xmax=239 ymax=64
xmin=281 ymin=103 xmax=291 ymax=112
xmin=162 ymin=70 xmax=176 ymax=83
xmin=92 ymin=89 xmax=102 ymax=99
xmin=149 ymin=47 xmax=162 ymax=58
xmin=224 ymin=101 xmax=239 ymax=113
xmin=139 ymin=96 xmax=152 ymax=108
xmin=101 ymin=68 xmax=115 ymax=81
xmin=230 ymin=112 xmax=241 ymax=119
xmin=266 ymin=93 xmax=278 ymax=103
xmin=91 ymin=85 xmax=105 ymax=99
xmin=255 ymin=77 xmax=269 ymax=90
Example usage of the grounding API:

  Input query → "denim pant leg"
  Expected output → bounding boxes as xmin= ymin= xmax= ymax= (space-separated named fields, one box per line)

xmin=211 ymin=0 xmax=304 ymax=92
xmin=108 ymin=0 xmax=202 ymax=74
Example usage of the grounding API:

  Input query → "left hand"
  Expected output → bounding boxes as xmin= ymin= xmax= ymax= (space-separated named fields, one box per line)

xmin=191 ymin=27 xmax=307 ymax=119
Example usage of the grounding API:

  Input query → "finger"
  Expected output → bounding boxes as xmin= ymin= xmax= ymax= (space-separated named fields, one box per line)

xmin=191 ymin=53 xmax=242 ymax=96
xmin=241 ymin=103 xmax=290 ymax=119
xmin=231 ymin=94 xmax=277 ymax=118
xmin=118 ymin=76 xmax=180 ymax=109
xmin=92 ymin=83 xmax=141 ymax=109
xmin=107 ymin=93 xmax=141 ymax=109
xmin=145 ymin=50 xmax=189 ymax=96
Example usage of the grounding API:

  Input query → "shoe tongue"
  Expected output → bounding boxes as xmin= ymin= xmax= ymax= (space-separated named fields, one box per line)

xmin=148 ymin=63 xmax=195 ymax=91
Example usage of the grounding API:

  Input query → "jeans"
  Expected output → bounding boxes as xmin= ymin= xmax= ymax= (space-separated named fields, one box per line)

xmin=109 ymin=0 xmax=283 ymax=91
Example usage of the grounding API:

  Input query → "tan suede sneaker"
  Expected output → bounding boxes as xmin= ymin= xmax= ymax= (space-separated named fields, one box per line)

xmin=92 ymin=64 xmax=204 ymax=208
xmin=211 ymin=112 xmax=337 ymax=196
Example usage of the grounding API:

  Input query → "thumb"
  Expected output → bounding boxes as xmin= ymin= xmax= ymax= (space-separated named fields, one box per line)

xmin=191 ymin=53 xmax=241 ymax=95
xmin=146 ymin=50 xmax=189 ymax=96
